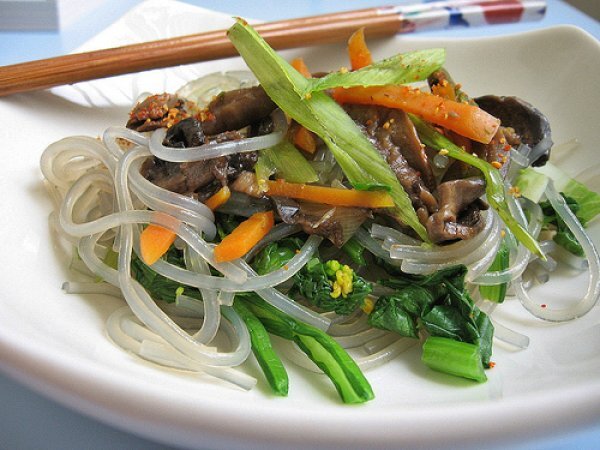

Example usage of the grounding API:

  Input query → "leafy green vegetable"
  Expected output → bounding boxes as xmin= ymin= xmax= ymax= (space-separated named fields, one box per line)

xmin=215 ymin=213 xmax=242 ymax=241
xmin=303 ymin=48 xmax=445 ymax=94
xmin=421 ymin=336 xmax=487 ymax=382
xmin=129 ymin=242 xmax=372 ymax=402
xmin=373 ymin=265 xmax=494 ymax=369
xmin=233 ymin=300 xmax=289 ymax=396
xmin=540 ymin=194 xmax=584 ymax=256
xmin=227 ymin=19 xmax=429 ymax=241
xmin=254 ymin=151 xmax=276 ymax=183
xmin=479 ymin=238 xmax=510 ymax=303
xmin=251 ymin=237 xmax=303 ymax=275
xmin=410 ymin=114 xmax=544 ymax=258
xmin=260 ymin=140 xmax=318 ymax=183
xmin=513 ymin=166 xmax=548 ymax=204
xmin=341 ymin=237 xmax=366 ymax=266
xmin=367 ymin=286 xmax=435 ymax=338
xmin=517 ymin=162 xmax=600 ymax=225
xmin=130 ymin=247 xmax=202 ymax=303
xmin=291 ymin=257 xmax=373 ymax=315
xmin=238 ymin=292 xmax=374 ymax=403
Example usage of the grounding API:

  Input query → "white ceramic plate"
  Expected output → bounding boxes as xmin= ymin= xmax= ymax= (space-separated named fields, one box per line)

xmin=1 ymin=2 xmax=600 ymax=449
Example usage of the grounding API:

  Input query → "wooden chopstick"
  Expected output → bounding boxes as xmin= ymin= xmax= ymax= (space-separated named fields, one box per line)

xmin=0 ymin=8 xmax=404 ymax=97
xmin=0 ymin=1 xmax=546 ymax=97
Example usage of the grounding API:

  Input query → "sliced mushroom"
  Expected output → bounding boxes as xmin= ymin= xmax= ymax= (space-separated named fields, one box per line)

xmin=475 ymin=95 xmax=552 ymax=166
xmin=272 ymin=197 xmax=369 ymax=247
xmin=201 ymin=86 xmax=277 ymax=135
xmin=426 ymin=178 xmax=488 ymax=243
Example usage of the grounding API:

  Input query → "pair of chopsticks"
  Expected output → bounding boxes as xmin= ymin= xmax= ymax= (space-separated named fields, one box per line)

xmin=0 ymin=0 xmax=546 ymax=97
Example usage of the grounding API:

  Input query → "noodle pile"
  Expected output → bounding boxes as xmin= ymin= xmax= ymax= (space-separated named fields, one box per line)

xmin=40 ymin=72 xmax=600 ymax=394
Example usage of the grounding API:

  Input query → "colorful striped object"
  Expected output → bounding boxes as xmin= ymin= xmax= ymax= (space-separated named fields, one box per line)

xmin=383 ymin=0 xmax=546 ymax=33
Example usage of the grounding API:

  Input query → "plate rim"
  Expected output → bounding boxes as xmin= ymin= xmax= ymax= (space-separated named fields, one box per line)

xmin=1 ymin=23 xmax=600 ymax=449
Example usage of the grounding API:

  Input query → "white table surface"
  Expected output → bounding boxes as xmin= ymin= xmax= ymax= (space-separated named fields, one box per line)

xmin=1 ymin=1 xmax=599 ymax=449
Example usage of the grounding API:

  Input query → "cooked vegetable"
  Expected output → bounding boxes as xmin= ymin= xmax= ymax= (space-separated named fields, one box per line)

xmin=293 ymin=125 xmax=317 ymax=154
xmin=291 ymin=257 xmax=373 ymax=315
xmin=214 ymin=210 xmax=275 ymax=262
xmin=422 ymin=336 xmax=487 ymax=382
xmin=233 ymin=300 xmax=289 ymax=396
xmin=139 ymin=224 xmax=177 ymax=265
xmin=333 ymin=84 xmax=500 ymax=144
xmin=264 ymin=179 xmax=394 ymax=208
xmin=479 ymin=239 xmax=510 ymax=302
xmin=204 ymin=186 xmax=232 ymax=211
xmin=307 ymin=48 xmax=445 ymax=95
xmin=341 ymin=237 xmax=366 ymax=266
xmin=410 ymin=114 xmax=544 ymax=258
xmin=140 ymin=185 xmax=233 ymax=265
xmin=45 ymin=18 xmax=600 ymax=403
xmin=252 ymin=238 xmax=302 ymax=275
xmin=540 ymin=194 xmax=585 ymax=256
xmin=347 ymin=27 xmax=372 ymax=70
xmin=373 ymin=265 xmax=493 ymax=368
xmin=239 ymin=292 xmax=374 ymax=403
xmin=260 ymin=141 xmax=319 ymax=183
xmin=517 ymin=162 xmax=600 ymax=225
xmin=227 ymin=19 xmax=429 ymax=240
xmin=291 ymin=57 xmax=312 ymax=78
xmin=131 ymin=247 xmax=202 ymax=303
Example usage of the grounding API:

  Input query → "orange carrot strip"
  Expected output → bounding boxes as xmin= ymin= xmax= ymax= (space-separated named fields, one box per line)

xmin=291 ymin=57 xmax=312 ymax=78
xmin=265 ymin=179 xmax=394 ymax=208
xmin=333 ymin=85 xmax=500 ymax=144
xmin=204 ymin=186 xmax=231 ymax=211
xmin=431 ymin=80 xmax=456 ymax=102
xmin=293 ymin=125 xmax=317 ymax=154
xmin=139 ymin=187 xmax=232 ymax=265
xmin=213 ymin=211 xmax=274 ymax=262
xmin=347 ymin=27 xmax=372 ymax=70
xmin=140 ymin=224 xmax=177 ymax=265
xmin=289 ymin=60 xmax=317 ymax=154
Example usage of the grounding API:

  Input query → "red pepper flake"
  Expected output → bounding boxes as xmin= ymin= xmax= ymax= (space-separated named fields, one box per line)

xmin=541 ymin=304 xmax=547 ymax=308
xmin=489 ymin=362 xmax=496 ymax=368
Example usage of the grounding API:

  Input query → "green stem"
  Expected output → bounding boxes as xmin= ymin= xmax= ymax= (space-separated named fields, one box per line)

xmin=479 ymin=238 xmax=510 ymax=303
xmin=233 ymin=300 xmax=289 ymax=396
xmin=241 ymin=294 xmax=374 ymax=403
xmin=422 ymin=336 xmax=487 ymax=382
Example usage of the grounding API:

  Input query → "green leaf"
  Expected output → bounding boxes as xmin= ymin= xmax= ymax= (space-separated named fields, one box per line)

xmin=421 ymin=305 xmax=470 ymax=341
xmin=251 ymin=238 xmax=303 ymax=275
xmin=291 ymin=257 xmax=372 ymax=315
xmin=261 ymin=140 xmax=318 ymax=183
xmin=341 ymin=237 xmax=366 ymax=266
xmin=304 ymin=48 xmax=445 ymax=94
xmin=254 ymin=151 xmax=276 ymax=182
xmin=130 ymin=248 xmax=202 ymax=303
xmin=410 ymin=114 xmax=544 ymax=258
xmin=526 ymin=161 xmax=600 ymax=226
xmin=540 ymin=194 xmax=585 ymax=257
xmin=472 ymin=307 xmax=494 ymax=367
xmin=367 ymin=286 xmax=436 ymax=338
xmin=227 ymin=19 xmax=429 ymax=241
xmin=374 ymin=264 xmax=493 ymax=370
